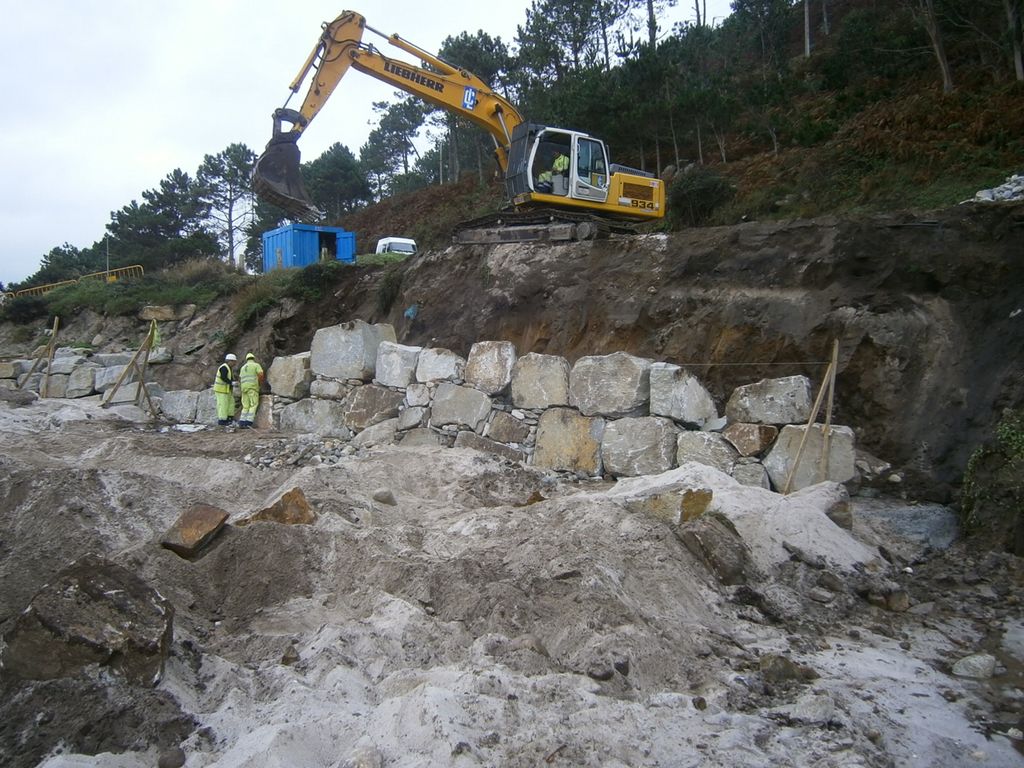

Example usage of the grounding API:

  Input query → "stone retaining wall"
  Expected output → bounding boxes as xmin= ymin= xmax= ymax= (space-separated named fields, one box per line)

xmin=3 ymin=321 xmax=857 ymax=494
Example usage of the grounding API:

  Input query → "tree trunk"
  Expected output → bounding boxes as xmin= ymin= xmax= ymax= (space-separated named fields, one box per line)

xmin=711 ymin=124 xmax=727 ymax=163
xmin=669 ymin=109 xmax=681 ymax=168
xmin=804 ymin=0 xmax=812 ymax=57
xmin=693 ymin=0 xmax=703 ymax=27
xmin=648 ymin=0 xmax=657 ymax=47
xmin=918 ymin=0 xmax=955 ymax=92
xmin=1005 ymin=0 xmax=1024 ymax=81
xmin=822 ymin=0 xmax=830 ymax=36
xmin=696 ymin=121 xmax=704 ymax=165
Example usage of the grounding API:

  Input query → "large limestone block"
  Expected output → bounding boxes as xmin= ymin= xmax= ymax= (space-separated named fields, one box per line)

xmin=161 ymin=390 xmax=200 ymax=423
xmin=511 ymin=352 xmax=570 ymax=409
xmin=416 ymin=348 xmax=465 ymax=383
xmin=649 ymin=363 xmax=718 ymax=428
xmin=601 ymin=416 xmax=678 ymax=478
xmin=430 ymin=382 xmax=492 ymax=432
xmin=763 ymin=424 xmax=857 ymax=492
xmin=93 ymin=352 xmax=136 ymax=367
xmin=351 ymin=418 xmax=399 ymax=449
xmin=677 ymin=431 xmax=740 ymax=474
xmin=310 ymin=378 xmax=350 ymax=400
xmin=376 ymin=341 xmax=422 ymax=388
xmin=731 ymin=458 xmax=772 ymax=489
xmin=486 ymin=411 xmax=531 ymax=444
xmin=254 ymin=395 xmax=274 ymax=430
xmin=47 ymin=355 xmax=87 ymax=376
xmin=405 ymin=382 xmax=431 ymax=406
xmin=107 ymin=381 xmax=165 ymax=406
xmin=398 ymin=405 xmax=429 ymax=431
xmin=722 ymin=422 xmax=779 ymax=457
xmin=465 ymin=340 xmax=517 ymax=395
xmin=569 ymin=352 xmax=652 ymax=418
xmin=240 ymin=488 xmax=316 ymax=526
xmin=454 ymin=431 xmax=525 ymax=463
xmin=66 ymin=364 xmax=100 ymax=398
xmin=195 ymin=389 xmax=219 ymax=425
xmin=725 ymin=375 xmax=813 ymax=425
xmin=278 ymin=398 xmax=352 ymax=438
xmin=532 ymin=407 xmax=605 ymax=475
xmin=268 ymin=352 xmax=312 ymax=399
xmin=40 ymin=374 xmax=69 ymax=398
xmin=341 ymin=384 xmax=405 ymax=431
xmin=0 ymin=361 xmax=19 ymax=379
xmin=1 ymin=554 xmax=173 ymax=686
xmin=94 ymin=364 xmax=134 ymax=393
xmin=311 ymin=320 xmax=396 ymax=381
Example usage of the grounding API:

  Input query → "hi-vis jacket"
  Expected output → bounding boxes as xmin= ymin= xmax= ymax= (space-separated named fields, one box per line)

xmin=239 ymin=360 xmax=264 ymax=392
xmin=213 ymin=363 xmax=234 ymax=394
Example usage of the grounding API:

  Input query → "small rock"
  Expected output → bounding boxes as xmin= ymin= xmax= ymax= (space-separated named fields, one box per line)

xmin=372 ymin=488 xmax=397 ymax=505
xmin=158 ymin=747 xmax=187 ymax=768
xmin=692 ymin=696 xmax=708 ymax=710
xmin=952 ymin=653 xmax=997 ymax=679
xmin=808 ymin=588 xmax=834 ymax=604
xmin=281 ymin=643 xmax=300 ymax=666
xmin=887 ymin=590 xmax=911 ymax=612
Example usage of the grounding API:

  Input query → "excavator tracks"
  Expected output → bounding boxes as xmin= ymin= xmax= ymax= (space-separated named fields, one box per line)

xmin=452 ymin=208 xmax=637 ymax=245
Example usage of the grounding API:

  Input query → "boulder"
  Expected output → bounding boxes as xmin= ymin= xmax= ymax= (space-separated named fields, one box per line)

xmin=311 ymin=320 xmax=396 ymax=381
xmin=161 ymin=390 xmax=200 ymax=423
xmin=106 ymin=381 xmax=164 ymax=406
xmin=415 ymin=348 xmax=465 ymax=383
xmin=1 ymin=554 xmax=174 ymax=686
xmin=397 ymin=405 xmax=429 ymax=431
xmin=532 ymin=407 xmax=605 ymax=475
xmin=726 ymin=375 xmax=813 ymax=425
xmin=454 ymin=431 xmax=526 ymax=463
xmin=569 ymin=352 xmax=652 ymax=417
xmin=465 ymin=340 xmax=517 ymax=395
xmin=195 ymin=389 xmax=219 ymax=425
xmin=66 ymin=363 xmax=100 ymax=398
xmin=254 ymin=394 xmax=275 ymax=430
xmin=731 ymin=459 xmax=772 ymax=489
xmin=94 ymin=364 xmax=134 ymax=393
xmin=268 ymin=352 xmax=313 ymax=399
xmin=676 ymin=431 xmax=740 ymax=474
xmin=485 ymin=411 xmax=531 ymax=444
xmin=278 ymin=398 xmax=352 ymax=438
xmin=309 ymin=378 xmax=350 ymax=400
xmin=405 ymin=382 xmax=432 ymax=406
xmin=676 ymin=512 xmax=750 ymax=586
xmin=240 ymin=487 xmax=316 ymax=526
xmin=139 ymin=304 xmax=196 ymax=322
xmin=649 ymin=363 xmax=719 ymax=428
xmin=161 ymin=503 xmax=229 ymax=557
xmin=47 ymin=355 xmax=87 ymax=376
xmin=400 ymin=428 xmax=444 ymax=447
xmin=40 ymin=373 xmax=69 ymax=398
xmin=510 ymin=353 xmax=570 ymax=409
xmin=763 ymin=424 xmax=857 ymax=492
xmin=342 ymin=384 xmax=405 ymax=431
xmin=601 ymin=416 xmax=678 ymax=478
xmin=722 ymin=423 xmax=779 ymax=457
xmin=376 ymin=341 xmax=422 ymax=388
xmin=351 ymin=418 xmax=399 ymax=449
xmin=430 ymin=382 xmax=492 ymax=432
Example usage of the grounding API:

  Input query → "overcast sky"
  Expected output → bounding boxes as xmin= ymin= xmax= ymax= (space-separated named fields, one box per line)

xmin=0 ymin=0 xmax=730 ymax=286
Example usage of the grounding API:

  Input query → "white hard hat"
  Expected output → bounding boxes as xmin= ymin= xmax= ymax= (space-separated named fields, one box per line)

xmin=225 ymin=353 xmax=237 ymax=362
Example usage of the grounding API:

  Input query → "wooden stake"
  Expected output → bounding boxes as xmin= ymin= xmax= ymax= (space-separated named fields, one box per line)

xmin=783 ymin=351 xmax=833 ymax=495
xmin=102 ymin=320 xmax=159 ymax=418
xmin=20 ymin=316 xmax=60 ymax=393
xmin=818 ymin=339 xmax=839 ymax=483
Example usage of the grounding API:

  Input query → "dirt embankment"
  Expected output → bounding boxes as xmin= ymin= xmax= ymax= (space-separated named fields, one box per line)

xmin=8 ymin=203 xmax=1022 ymax=500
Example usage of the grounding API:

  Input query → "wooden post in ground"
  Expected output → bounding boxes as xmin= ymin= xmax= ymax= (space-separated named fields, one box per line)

xmin=19 ymin=316 xmax=60 ymax=394
xmin=782 ymin=344 xmax=835 ymax=495
xmin=818 ymin=339 xmax=840 ymax=483
xmin=101 ymin=320 xmax=159 ymax=418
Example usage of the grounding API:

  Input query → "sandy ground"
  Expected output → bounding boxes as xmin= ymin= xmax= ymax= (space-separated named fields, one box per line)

xmin=0 ymin=397 xmax=1021 ymax=767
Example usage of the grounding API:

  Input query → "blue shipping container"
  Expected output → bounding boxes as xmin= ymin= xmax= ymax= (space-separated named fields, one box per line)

xmin=261 ymin=223 xmax=356 ymax=272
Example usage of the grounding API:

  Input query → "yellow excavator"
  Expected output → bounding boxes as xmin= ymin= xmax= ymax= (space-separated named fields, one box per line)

xmin=253 ymin=10 xmax=665 ymax=242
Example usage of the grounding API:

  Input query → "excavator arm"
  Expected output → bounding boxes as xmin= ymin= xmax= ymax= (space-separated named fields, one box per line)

xmin=253 ymin=10 xmax=524 ymax=221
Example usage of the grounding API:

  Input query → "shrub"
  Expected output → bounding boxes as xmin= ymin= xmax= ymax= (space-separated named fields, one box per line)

xmin=667 ymin=166 xmax=735 ymax=227
xmin=1 ymin=295 xmax=49 ymax=325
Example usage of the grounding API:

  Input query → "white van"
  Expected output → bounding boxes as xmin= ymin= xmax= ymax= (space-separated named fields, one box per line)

xmin=375 ymin=237 xmax=418 ymax=255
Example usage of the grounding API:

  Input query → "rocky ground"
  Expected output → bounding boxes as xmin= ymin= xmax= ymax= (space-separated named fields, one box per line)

xmin=0 ymin=397 xmax=1020 ymax=768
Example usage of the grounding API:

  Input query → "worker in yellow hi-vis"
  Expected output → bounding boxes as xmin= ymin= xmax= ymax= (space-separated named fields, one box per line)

xmin=214 ymin=353 xmax=237 ymax=426
xmin=237 ymin=352 xmax=265 ymax=429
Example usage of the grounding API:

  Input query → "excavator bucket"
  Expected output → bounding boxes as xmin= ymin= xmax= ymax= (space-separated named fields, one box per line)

xmin=252 ymin=132 xmax=324 ymax=222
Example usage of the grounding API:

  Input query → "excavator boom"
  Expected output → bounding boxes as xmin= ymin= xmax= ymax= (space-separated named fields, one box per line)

xmin=253 ymin=10 xmax=524 ymax=221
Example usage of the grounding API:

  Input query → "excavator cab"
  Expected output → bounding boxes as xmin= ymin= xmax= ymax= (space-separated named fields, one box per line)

xmin=252 ymin=109 xmax=325 ymax=222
